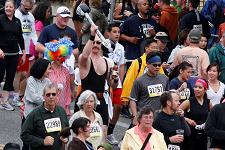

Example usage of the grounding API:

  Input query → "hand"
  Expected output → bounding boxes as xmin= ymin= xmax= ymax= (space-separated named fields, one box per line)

xmin=175 ymin=109 xmax=184 ymax=117
xmin=179 ymin=82 xmax=187 ymax=91
xmin=124 ymin=10 xmax=132 ymax=17
xmin=60 ymin=136 xmax=69 ymax=143
xmin=148 ymin=28 xmax=156 ymax=37
xmin=129 ymin=37 xmax=140 ymax=44
xmin=186 ymin=118 xmax=197 ymax=127
xmin=169 ymin=135 xmax=184 ymax=143
xmin=44 ymin=136 xmax=54 ymax=146
xmin=0 ymin=49 xmax=5 ymax=59
xmin=132 ymin=115 xmax=138 ymax=126
xmin=90 ymin=24 xmax=98 ymax=36
xmin=21 ymin=53 xmax=26 ymax=65
xmin=162 ymin=62 xmax=170 ymax=69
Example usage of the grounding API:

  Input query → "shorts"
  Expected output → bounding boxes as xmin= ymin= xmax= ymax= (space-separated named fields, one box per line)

xmin=112 ymin=88 xmax=122 ymax=105
xmin=96 ymin=98 xmax=108 ymax=125
xmin=17 ymin=54 xmax=30 ymax=72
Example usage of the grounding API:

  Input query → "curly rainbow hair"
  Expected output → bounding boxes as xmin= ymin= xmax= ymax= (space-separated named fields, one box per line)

xmin=44 ymin=38 xmax=74 ymax=62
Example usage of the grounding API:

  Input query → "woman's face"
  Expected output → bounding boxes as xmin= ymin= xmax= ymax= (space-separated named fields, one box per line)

xmin=194 ymin=82 xmax=206 ymax=97
xmin=45 ymin=7 xmax=52 ymax=19
xmin=199 ymin=36 xmax=207 ymax=49
xmin=83 ymin=95 xmax=95 ymax=112
xmin=139 ymin=112 xmax=154 ymax=129
xmin=207 ymin=66 xmax=219 ymax=81
xmin=43 ymin=64 xmax=51 ymax=77
xmin=180 ymin=67 xmax=192 ymax=81
xmin=5 ymin=1 xmax=15 ymax=17
xmin=82 ymin=123 xmax=91 ymax=138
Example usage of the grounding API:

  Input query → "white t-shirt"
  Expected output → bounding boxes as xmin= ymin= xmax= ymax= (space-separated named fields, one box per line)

xmin=15 ymin=9 xmax=37 ymax=54
xmin=107 ymin=40 xmax=125 ymax=88
xmin=207 ymin=82 xmax=225 ymax=106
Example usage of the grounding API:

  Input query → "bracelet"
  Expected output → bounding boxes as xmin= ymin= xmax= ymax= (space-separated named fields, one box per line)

xmin=90 ymin=35 xmax=95 ymax=41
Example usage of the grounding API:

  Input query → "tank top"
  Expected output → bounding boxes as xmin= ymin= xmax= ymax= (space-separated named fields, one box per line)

xmin=186 ymin=97 xmax=209 ymax=133
xmin=81 ymin=58 xmax=108 ymax=93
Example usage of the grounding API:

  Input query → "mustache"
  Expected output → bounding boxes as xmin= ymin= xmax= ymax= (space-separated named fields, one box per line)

xmin=92 ymin=46 xmax=100 ymax=50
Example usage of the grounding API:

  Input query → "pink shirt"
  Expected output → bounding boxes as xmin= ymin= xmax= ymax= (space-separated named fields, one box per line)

xmin=134 ymin=125 xmax=154 ymax=150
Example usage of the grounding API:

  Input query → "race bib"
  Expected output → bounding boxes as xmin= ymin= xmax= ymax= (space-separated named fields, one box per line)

xmin=22 ymin=19 xmax=32 ymax=33
xmin=168 ymin=144 xmax=180 ymax=150
xmin=179 ymin=88 xmax=190 ymax=100
xmin=90 ymin=123 xmax=102 ymax=137
xmin=44 ymin=117 xmax=62 ymax=133
xmin=148 ymin=84 xmax=163 ymax=97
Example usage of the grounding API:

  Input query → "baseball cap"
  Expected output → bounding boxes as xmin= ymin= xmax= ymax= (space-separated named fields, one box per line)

xmin=188 ymin=29 xmax=201 ymax=42
xmin=154 ymin=32 xmax=169 ymax=43
xmin=57 ymin=6 xmax=71 ymax=18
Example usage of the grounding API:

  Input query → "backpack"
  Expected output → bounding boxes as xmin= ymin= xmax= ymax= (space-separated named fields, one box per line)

xmin=137 ymin=57 xmax=142 ymax=75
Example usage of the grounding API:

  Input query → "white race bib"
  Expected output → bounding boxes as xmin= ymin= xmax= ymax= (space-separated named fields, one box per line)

xmin=44 ymin=117 xmax=62 ymax=133
xmin=147 ymin=84 xmax=163 ymax=97
xmin=179 ymin=88 xmax=190 ymax=100
xmin=168 ymin=144 xmax=180 ymax=150
xmin=90 ymin=123 xmax=102 ymax=137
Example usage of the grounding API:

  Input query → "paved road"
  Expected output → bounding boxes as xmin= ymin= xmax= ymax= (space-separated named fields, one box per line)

xmin=0 ymin=103 xmax=130 ymax=149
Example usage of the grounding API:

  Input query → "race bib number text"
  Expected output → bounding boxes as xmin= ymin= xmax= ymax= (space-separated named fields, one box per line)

xmin=44 ymin=117 xmax=62 ymax=133
xmin=148 ymin=84 xmax=163 ymax=97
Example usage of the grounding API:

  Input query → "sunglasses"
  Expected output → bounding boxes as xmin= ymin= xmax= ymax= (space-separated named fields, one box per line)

xmin=151 ymin=63 xmax=161 ymax=67
xmin=93 ymin=41 xmax=101 ymax=45
xmin=45 ymin=93 xmax=57 ymax=97
xmin=153 ymin=13 xmax=160 ymax=17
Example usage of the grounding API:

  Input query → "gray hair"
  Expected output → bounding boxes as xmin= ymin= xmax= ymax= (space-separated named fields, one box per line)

xmin=77 ymin=90 xmax=99 ymax=109
xmin=43 ymin=83 xmax=58 ymax=95
xmin=21 ymin=0 xmax=34 ymax=5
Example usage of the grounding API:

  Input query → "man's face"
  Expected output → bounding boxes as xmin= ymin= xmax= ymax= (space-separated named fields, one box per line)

xmin=44 ymin=88 xmax=58 ymax=108
xmin=145 ymin=42 xmax=159 ymax=54
xmin=92 ymin=36 xmax=102 ymax=54
xmin=57 ymin=15 xmax=69 ymax=28
xmin=137 ymin=0 xmax=150 ymax=15
xmin=157 ymin=40 xmax=167 ymax=51
xmin=109 ymin=27 xmax=120 ymax=42
xmin=21 ymin=1 xmax=33 ymax=14
xmin=169 ymin=93 xmax=180 ymax=112
xmin=147 ymin=62 xmax=161 ymax=76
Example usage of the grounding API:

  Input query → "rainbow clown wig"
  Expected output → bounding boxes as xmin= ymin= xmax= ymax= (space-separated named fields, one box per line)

xmin=44 ymin=38 xmax=74 ymax=63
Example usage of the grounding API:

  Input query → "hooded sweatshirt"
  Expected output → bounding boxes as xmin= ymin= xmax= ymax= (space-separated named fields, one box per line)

xmin=208 ymin=43 xmax=225 ymax=84
xmin=160 ymin=6 xmax=179 ymax=41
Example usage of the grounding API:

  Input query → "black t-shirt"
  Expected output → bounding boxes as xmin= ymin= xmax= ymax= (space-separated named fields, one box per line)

xmin=153 ymin=111 xmax=188 ymax=149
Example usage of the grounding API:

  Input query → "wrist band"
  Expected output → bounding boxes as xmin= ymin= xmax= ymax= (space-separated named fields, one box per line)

xmin=90 ymin=35 xmax=95 ymax=41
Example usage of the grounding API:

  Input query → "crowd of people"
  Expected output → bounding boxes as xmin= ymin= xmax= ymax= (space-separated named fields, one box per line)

xmin=1 ymin=0 xmax=225 ymax=149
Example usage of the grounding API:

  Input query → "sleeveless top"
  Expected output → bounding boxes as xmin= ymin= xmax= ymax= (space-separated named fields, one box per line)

xmin=186 ymin=97 xmax=210 ymax=133
xmin=81 ymin=58 xmax=108 ymax=93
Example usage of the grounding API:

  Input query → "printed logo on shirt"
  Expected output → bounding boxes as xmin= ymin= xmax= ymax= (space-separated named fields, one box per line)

xmin=180 ymin=88 xmax=190 ymax=100
xmin=147 ymin=84 xmax=163 ymax=97
xmin=193 ymin=24 xmax=203 ymax=33
xmin=168 ymin=144 xmax=180 ymax=150
xmin=44 ymin=117 xmax=62 ymax=133
xmin=90 ymin=123 xmax=102 ymax=137
xmin=181 ymin=55 xmax=199 ymax=76
xmin=22 ymin=19 xmax=32 ymax=33
xmin=140 ymin=24 xmax=154 ymax=38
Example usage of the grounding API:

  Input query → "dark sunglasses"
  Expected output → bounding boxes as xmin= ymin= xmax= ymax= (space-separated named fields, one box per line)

xmin=151 ymin=63 xmax=161 ymax=67
xmin=153 ymin=13 xmax=160 ymax=16
xmin=45 ymin=93 xmax=57 ymax=97
xmin=93 ymin=41 xmax=101 ymax=45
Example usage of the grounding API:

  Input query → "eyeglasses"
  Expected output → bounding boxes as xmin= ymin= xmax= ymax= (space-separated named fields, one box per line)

xmin=45 ymin=93 xmax=57 ymax=97
xmin=151 ymin=63 xmax=161 ymax=67
xmin=93 ymin=41 xmax=101 ymax=45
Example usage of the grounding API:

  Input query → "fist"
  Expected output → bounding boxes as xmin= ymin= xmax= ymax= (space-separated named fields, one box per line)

xmin=44 ymin=136 xmax=54 ymax=146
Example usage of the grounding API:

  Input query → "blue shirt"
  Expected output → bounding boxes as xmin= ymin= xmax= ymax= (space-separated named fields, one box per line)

xmin=38 ymin=24 xmax=78 ymax=49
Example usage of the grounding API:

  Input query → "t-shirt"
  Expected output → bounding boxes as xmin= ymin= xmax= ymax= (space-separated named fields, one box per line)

xmin=15 ymin=9 xmax=37 ymax=54
xmin=38 ymin=24 xmax=78 ymax=49
xmin=120 ymin=15 xmax=159 ymax=60
xmin=207 ymin=82 xmax=225 ymax=106
xmin=130 ymin=73 xmax=169 ymax=111
xmin=169 ymin=77 xmax=193 ymax=101
xmin=153 ymin=111 xmax=187 ymax=150
xmin=172 ymin=46 xmax=209 ymax=78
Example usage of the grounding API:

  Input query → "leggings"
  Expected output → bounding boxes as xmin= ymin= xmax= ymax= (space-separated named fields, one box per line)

xmin=0 ymin=55 xmax=19 ymax=91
